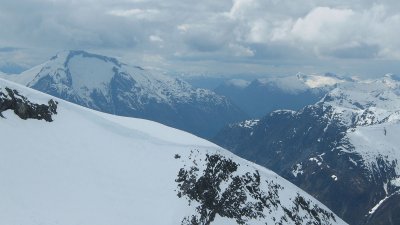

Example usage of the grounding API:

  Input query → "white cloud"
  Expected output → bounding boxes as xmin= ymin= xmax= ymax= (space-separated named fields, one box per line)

xmin=108 ymin=8 xmax=160 ymax=20
xmin=247 ymin=20 xmax=270 ymax=43
xmin=149 ymin=35 xmax=163 ymax=42
xmin=177 ymin=24 xmax=190 ymax=33
xmin=227 ymin=0 xmax=258 ymax=19
xmin=291 ymin=7 xmax=355 ymax=42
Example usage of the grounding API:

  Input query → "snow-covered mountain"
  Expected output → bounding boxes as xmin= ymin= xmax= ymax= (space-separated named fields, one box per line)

xmin=213 ymin=74 xmax=400 ymax=225
xmin=0 ymin=78 xmax=346 ymax=225
xmin=0 ymin=50 xmax=246 ymax=138
xmin=214 ymin=73 xmax=350 ymax=117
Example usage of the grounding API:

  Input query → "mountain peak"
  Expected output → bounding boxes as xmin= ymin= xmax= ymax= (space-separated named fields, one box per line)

xmin=322 ymin=76 xmax=400 ymax=112
xmin=223 ymin=78 xmax=251 ymax=89
xmin=1 ymin=50 xmax=247 ymax=138
xmin=296 ymin=73 xmax=346 ymax=88
xmin=51 ymin=50 xmax=122 ymax=68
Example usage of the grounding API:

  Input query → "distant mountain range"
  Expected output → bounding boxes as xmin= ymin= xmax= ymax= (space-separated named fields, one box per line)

xmin=214 ymin=74 xmax=400 ymax=225
xmin=0 ymin=50 xmax=246 ymax=138
xmin=214 ymin=73 xmax=352 ymax=118
xmin=0 ymin=77 xmax=347 ymax=225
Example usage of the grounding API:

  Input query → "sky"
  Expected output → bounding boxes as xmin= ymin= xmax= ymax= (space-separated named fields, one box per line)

xmin=1 ymin=0 xmax=400 ymax=77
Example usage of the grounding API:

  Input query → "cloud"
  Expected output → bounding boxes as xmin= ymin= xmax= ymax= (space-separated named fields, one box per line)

xmin=222 ymin=2 xmax=400 ymax=61
xmin=149 ymin=35 xmax=163 ymax=42
xmin=0 ymin=47 xmax=22 ymax=52
xmin=108 ymin=8 xmax=160 ymax=20
xmin=228 ymin=44 xmax=254 ymax=57
xmin=1 ymin=0 xmax=400 ymax=76
xmin=328 ymin=43 xmax=380 ymax=59
xmin=291 ymin=7 xmax=355 ymax=43
xmin=287 ymin=4 xmax=400 ymax=60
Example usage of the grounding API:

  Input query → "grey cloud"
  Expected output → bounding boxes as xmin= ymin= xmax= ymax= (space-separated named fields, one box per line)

xmin=246 ymin=43 xmax=307 ymax=60
xmin=0 ymin=0 xmax=400 ymax=77
xmin=0 ymin=47 xmax=21 ymax=52
xmin=329 ymin=43 xmax=380 ymax=59
xmin=0 ymin=62 xmax=27 ymax=74
xmin=181 ymin=20 xmax=235 ymax=53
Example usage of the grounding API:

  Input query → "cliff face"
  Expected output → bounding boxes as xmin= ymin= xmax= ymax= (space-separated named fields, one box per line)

xmin=214 ymin=76 xmax=400 ymax=225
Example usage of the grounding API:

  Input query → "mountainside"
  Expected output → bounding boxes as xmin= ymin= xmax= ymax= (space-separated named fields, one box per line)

xmin=0 ymin=78 xmax=346 ymax=225
xmin=213 ymin=74 xmax=400 ymax=225
xmin=1 ymin=50 xmax=246 ymax=138
xmin=214 ymin=73 xmax=349 ymax=118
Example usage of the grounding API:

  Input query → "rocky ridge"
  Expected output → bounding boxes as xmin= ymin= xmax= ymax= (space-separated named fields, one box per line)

xmin=213 ymin=75 xmax=400 ymax=225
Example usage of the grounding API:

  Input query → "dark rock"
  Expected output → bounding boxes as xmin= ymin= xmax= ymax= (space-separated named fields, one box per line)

xmin=364 ymin=192 xmax=400 ymax=225
xmin=0 ymin=87 xmax=57 ymax=122
xmin=176 ymin=152 xmax=337 ymax=225
xmin=213 ymin=103 xmax=398 ymax=225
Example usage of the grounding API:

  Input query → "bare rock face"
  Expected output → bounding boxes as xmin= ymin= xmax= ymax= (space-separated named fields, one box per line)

xmin=0 ymin=87 xmax=57 ymax=122
xmin=176 ymin=152 xmax=339 ymax=225
xmin=213 ymin=76 xmax=400 ymax=224
xmin=364 ymin=192 xmax=400 ymax=225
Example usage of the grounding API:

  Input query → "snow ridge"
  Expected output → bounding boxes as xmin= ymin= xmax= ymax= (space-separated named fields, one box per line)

xmin=0 ymin=78 xmax=346 ymax=225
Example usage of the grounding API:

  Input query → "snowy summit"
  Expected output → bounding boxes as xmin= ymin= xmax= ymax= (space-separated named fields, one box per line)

xmin=0 ymin=50 xmax=246 ymax=138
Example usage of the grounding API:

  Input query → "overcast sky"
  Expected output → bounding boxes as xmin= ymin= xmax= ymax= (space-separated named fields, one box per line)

xmin=1 ymin=0 xmax=400 ymax=77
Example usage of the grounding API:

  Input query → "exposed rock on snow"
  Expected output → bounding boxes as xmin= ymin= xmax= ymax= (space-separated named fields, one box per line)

xmin=0 ymin=86 xmax=57 ymax=122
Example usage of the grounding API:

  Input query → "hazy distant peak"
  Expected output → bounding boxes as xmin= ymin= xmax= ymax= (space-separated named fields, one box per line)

xmin=243 ymin=73 xmax=348 ymax=94
xmin=297 ymin=73 xmax=346 ymax=88
xmin=224 ymin=78 xmax=251 ymax=88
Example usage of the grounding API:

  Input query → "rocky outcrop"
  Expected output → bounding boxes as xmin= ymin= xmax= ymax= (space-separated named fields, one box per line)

xmin=364 ymin=192 xmax=400 ymax=225
xmin=213 ymin=103 xmax=399 ymax=225
xmin=0 ymin=87 xmax=57 ymax=122
xmin=176 ymin=152 xmax=338 ymax=225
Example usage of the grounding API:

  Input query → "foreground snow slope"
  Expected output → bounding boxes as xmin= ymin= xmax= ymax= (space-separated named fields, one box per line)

xmin=0 ymin=78 xmax=345 ymax=225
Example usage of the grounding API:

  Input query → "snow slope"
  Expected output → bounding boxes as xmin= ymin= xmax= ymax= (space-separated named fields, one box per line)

xmin=0 ymin=78 xmax=346 ymax=225
xmin=321 ymin=75 xmax=400 ymax=175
